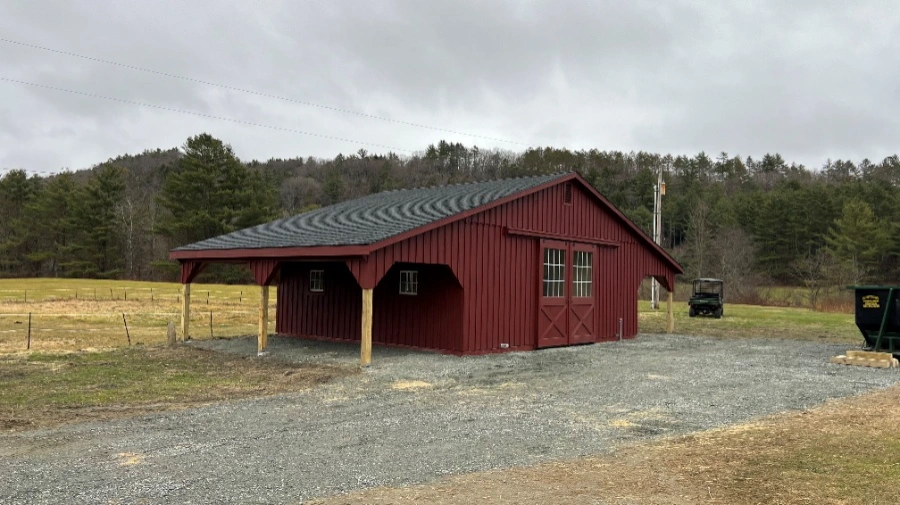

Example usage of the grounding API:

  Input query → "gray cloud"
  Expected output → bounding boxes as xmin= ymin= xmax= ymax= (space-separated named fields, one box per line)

xmin=1 ymin=0 xmax=898 ymax=173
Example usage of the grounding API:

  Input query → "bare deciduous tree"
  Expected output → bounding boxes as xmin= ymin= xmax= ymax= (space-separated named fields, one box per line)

xmin=713 ymin=227 xmax=757 ymax=300
xmin=792 ymin=249 xmax=834 ymax=310
xmin=280 ymin=176 xmax=323 ymax=216
xmin=686 ymin=200 xmax=713 ymax=278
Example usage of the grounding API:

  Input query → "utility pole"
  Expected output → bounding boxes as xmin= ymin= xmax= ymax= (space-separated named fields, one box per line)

xmin=651 ymin=169 xmax=665 ymax=310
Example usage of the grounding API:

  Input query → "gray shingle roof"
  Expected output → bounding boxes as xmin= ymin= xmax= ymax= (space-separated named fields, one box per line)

xmin=175 ymin=172 xmax=569 ymax=251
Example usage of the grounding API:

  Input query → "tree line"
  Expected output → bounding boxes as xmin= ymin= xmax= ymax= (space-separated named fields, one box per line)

xmin=2 ymin=134 xmax=898 ymax=305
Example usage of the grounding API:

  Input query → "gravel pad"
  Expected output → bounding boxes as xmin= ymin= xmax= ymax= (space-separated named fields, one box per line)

xmin=2 ymin=334 xmax=897 ymax=504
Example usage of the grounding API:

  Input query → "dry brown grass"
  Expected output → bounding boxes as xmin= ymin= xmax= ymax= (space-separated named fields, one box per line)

xmin=0 ymin=279 xmax=275 ymax=353
xmin=310 ymin=384 xmax=900 ymax=505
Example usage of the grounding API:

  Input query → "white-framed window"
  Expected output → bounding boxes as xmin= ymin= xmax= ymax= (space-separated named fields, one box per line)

xmin=542 ymin=248 xmax=565 ymax=297
xmin=309 ymin=269 xmax=324 ymax=292
xmin=573 ymin=251 xmax=593 ymax=297
xmin=399 ymin=270 xmax=418 ymax=295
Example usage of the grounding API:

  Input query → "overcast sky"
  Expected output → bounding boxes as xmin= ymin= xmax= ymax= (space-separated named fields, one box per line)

xmin=1 ymin=0 xmax=898 ymax=174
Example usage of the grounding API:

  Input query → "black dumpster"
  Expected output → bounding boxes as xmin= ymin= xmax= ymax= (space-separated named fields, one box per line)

xmin=850 ymin=285 xmax=900 ymax=354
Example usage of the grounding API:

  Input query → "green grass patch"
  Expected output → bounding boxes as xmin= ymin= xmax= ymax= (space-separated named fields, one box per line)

xmin=639 ymin=300 xmax=860 ymax=344
xmin=0 ymin=345 xmax=354 ymax=430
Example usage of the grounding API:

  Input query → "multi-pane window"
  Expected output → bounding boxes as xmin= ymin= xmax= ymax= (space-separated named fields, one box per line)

xmin=309 ymin=269 xmax=324 ymax=292
xmin=573 ymin=251 xmax=593 ymax=297
xmin=542 ymin=248 xmax=565 ymax=297
xmin=400 ymin=270 xmax=418 ymax=295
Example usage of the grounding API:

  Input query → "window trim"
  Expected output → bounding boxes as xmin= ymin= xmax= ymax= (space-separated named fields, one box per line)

xmin=399 ymin=270 xmax=418 ymax=295
xmin=309 ymin=269 xmax=324 ymax=293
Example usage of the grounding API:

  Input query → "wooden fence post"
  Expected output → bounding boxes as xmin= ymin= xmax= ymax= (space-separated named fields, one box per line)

xmin=167 ymin=321 xmax=177 ymax=347
xmin=209 ymin=312 xmax=214 ymax=339
xmin=26 ymin=313 xmax=32 ymax=350
xmin=122 ymin=313 xmax=131 ymax=346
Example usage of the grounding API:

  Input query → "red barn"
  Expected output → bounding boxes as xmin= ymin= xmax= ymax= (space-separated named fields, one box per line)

xmin=170 ymin=172 xmax=682 ymax=364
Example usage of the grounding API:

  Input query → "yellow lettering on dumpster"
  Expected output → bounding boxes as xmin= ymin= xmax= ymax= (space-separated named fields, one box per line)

xmin=862 ymin=295 xmax=880 ymax=309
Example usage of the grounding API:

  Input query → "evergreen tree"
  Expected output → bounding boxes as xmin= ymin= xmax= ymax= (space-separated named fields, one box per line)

xmin=825 ymin=199 xmax=891 ymax=281
xmin=236 ymin=170 xmax=280 ymax=229
xmin=0 ymin=170 xmax=41 ymax=275
xmin=322 ymin=169 xmax=345 ymax=205
xmin=65 ymin=165 xmax=127 ymax=278
xmin=156 ymin=134 xmax=277 ymax=246
xmin=24 ymin=173 xmax=78 ymax=276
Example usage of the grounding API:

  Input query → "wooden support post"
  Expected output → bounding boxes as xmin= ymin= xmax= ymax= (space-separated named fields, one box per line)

xmin=181 ymin=283 xmax=191 ymax=342
xmin=361 ymin=288 xmax=373 ymax=367
xmin=666 ymin=291 xmax=675 ymax=334
xmin=258 ymin=285 xmax=269 ymax=355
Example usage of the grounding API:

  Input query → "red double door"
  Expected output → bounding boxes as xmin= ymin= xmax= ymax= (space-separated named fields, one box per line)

xmin=537 ymin=240 xmax=598 ymax=348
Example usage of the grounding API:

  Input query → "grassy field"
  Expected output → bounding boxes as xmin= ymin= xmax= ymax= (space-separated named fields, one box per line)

xmin=638 ymin=280 xmax=856 ymax=312
xmin=0 ymin=279 xmax=358 ymax=431
xmin=639 ymin=300 xmax=860 ymax=344
xmin=0 ymin=278 xmax=275 ymax=352
xmin=0 ymin=345 xmax=354 ymax=431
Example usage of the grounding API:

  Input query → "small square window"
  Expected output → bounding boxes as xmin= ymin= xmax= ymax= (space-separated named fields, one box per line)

xmin=399 ymin=270 xmax=418 ymax=295
xmin=309 ymin=269 xmax=324 ymax=292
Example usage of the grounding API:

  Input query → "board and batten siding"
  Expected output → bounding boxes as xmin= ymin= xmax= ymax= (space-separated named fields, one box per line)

xmin=278 ymin=178 xmax=674 ymax=354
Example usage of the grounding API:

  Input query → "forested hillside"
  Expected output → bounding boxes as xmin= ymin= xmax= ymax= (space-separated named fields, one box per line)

xmin=2 ymin=133 xmax=898 ymax=305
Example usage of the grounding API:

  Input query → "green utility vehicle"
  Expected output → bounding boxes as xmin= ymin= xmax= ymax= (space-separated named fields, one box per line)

xmin=688 ymin=278 xmax=724 ymax=318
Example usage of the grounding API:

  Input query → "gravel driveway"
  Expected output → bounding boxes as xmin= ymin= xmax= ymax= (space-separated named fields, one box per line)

xmin=2 ymin=334 xmax=898 ymax=505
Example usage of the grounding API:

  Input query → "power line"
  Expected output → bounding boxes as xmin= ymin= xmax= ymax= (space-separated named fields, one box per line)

xmin=1 ymin=37 xmax=525 ymax=146
xmin=0 ymin=77 xmax=413 ymax=153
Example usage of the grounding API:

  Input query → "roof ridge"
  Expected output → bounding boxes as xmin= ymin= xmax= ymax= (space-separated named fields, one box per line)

xmin=379 ymin=170 xmax=571 ymax=195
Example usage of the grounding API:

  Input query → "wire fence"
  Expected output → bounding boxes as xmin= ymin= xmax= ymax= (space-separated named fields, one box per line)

xmin=0 ymin=309 xmax=275 ymax=352
xmin=0 ymin=287 xmax=276 ymax=305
